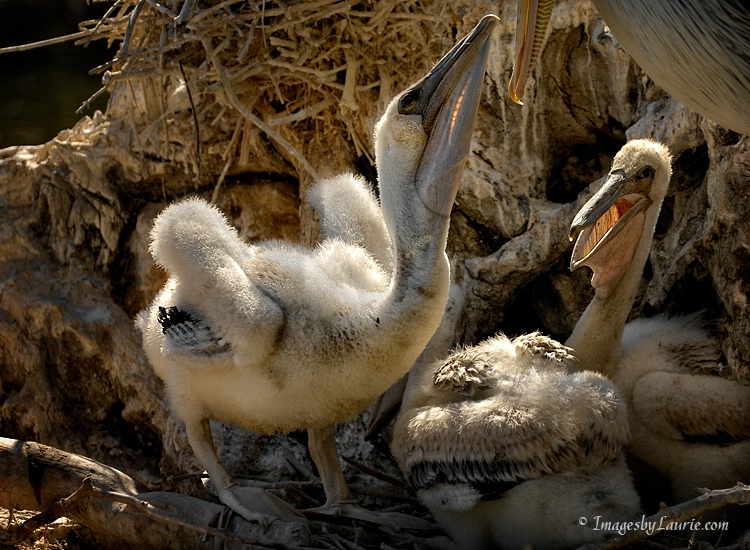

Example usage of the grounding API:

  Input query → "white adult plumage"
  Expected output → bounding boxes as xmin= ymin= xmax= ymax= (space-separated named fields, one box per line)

xmin=510 ymin=0 xmax=750 ymax=135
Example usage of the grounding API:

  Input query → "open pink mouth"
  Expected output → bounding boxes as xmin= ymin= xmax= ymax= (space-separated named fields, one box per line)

xmin=578 ymin=197 xmax=637 ymax=259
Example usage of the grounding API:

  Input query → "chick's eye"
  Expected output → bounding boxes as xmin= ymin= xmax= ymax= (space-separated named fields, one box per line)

xmin=398 ymin=90 xmax=420 ymax=114
xmin=637 ymin=166 xmax=654 ymax=179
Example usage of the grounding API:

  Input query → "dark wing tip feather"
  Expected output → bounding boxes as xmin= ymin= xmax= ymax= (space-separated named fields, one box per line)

xmin=408 ymin=458 xmax=523 ymax=497
xmin=158 ymin=305 xmax=230 ymax=356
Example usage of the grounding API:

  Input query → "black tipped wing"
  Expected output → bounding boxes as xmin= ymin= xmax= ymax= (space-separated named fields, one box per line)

xmin=158 ymin=306 xmax=230 ymax=356
xmin=408 ymin=458 xmax=521 ymax=500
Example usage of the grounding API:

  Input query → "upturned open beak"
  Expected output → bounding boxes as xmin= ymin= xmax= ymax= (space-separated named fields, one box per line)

xmin=508 ymin=0 xmax=556 ymax=104
xmin=407 ymin=14 xmax=499 ymax=217
xmin=569 ymin=170 xmax=652 ymax=296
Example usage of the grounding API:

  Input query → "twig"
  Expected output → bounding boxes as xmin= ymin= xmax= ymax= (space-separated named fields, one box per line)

xmin=203 ymin=38 xmax=318 ymax=181
xmin=341 ymin=456 xmax=411 ymax=491
xmin=174 ymin=0 xmax=198 ymax=27
xmin=76 ymin=86 xmax=109 ymax=114
xmin=185 ymin=0 xmax=240 ymax=27
xmin=5 ymin=478 xmax=95 ymax=545
xmin=579 ymin=484 xmax=750 ymax=550
xmin=179 ymin=60 xmax=201 ymax=176
xmin=211 ymin=118 xmax=242 ymax=203
xmin=0 ymin=30 xmax=92 ymax=55
xmin=266 ymin=3 xmax=354 ymax=32
xmin=144 ymin=0 xmax=176 ymax=19
xmin=237 ymin=20 xmax=257 ymax=63
xmin=270 ymin=97 xmax=336 ymax=127
xmin=121 ymin=0 xmax=145 ymax=58
xmin=84 ymin=0 xmax=123 ymax=48
xmin=266 ymin=59 xmax=346 ymax=80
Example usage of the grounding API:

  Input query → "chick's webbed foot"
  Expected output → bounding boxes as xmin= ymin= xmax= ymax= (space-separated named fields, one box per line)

xmin=187 ymin=419 xmax=304 ymax=530
xmin=305 ymin=426 xmax=435 ymax=531
xmin=217 ymin=485 xmax=307 ymax=531
xmin=217 ymin=486 xmax=275 ymax=530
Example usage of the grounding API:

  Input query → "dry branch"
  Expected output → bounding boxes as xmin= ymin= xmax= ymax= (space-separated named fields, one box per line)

xmin=0 ymin=31 xmax=93 ymax=54
xmin=0 ymin=437 xmax=439 ymax=548
xmin=0 ymin=437 xmax=311 ymax=549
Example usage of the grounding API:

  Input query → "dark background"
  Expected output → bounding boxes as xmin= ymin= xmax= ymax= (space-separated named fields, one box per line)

xmin=0 ymin=0 xmax=113 ymax=148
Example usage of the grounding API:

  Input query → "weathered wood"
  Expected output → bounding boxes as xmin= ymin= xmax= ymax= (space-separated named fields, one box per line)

xmin=0 ymin=437 xmax=311 ymax=549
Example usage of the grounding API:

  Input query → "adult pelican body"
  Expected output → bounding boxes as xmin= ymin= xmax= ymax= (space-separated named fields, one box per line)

xmin=510 ymin=0 xmax=750 ymax=135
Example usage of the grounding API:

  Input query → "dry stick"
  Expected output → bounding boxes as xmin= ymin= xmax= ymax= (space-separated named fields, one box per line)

xmin=211 ymin=118 xmax=243 ymax=203
xmin=179 ymin=60 xmax=202 ymax=175
xmin=0 ymin=30 xmax=91 ymax=54
xmin=232 ymin=0 xmax=345 ymax=23
xmin=121 ymin=0 xmax=145 ymax=58
xmin=6 ymin=478 xmax=95 ymax=545
xmin=268 ymin=4 xmax=354 ymax=31
xmin=581 ymin=484 xmax=750 ymax=550
xmin=340 ymin=456 xmax=411 ymax=491
xmin=237 ymin=20 xmax=257 ymax=63
xmin=186 ymin=0 xmax=239 ymax=26
xmin=266 ymin=59 xmax=346 ymax=81
xmin=7 ymin=477 xmax=269 ymax=548
xmin=76 ymin=86 xmax=109 ymax=114
xmin=84 ymin=0 xmax=123 ymax=47
xmin=144 ymin=0 xmax=176 ymax=20
xmin=270 ymin=97 xmax=337 ymax=127
xmin=174 ymin=0 xmax=198 ymax=27
xmin=203 ymin=39 xmax=318 ymax=182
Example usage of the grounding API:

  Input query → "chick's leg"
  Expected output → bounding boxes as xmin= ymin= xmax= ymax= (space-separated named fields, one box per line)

xmin=305 ymin=424 xmax=435 ymax=530
xmin=185 ymin=418 xmax=274 ymax=527
xmin=307 ymin=424 xmax=354 ymax=508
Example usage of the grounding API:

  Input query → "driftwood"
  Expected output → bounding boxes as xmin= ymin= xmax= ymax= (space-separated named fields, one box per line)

xmin=0 ymin=437 xmax=312 ymax=549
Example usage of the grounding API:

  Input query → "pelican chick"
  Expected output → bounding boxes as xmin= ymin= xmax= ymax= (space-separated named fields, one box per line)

xmin=136 ymin=15 xmax=498 ymax=525
xmin=509 ymin=0 xmax=750 ymax=135
xmin=567 ymin=139 xmax=750 ymax=505
xmin=391 ymin=332 xmax=640 ymax=550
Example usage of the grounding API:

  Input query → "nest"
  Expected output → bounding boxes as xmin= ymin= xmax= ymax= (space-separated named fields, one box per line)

xmin=75 ymin=0 xmax=464 ymax=188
